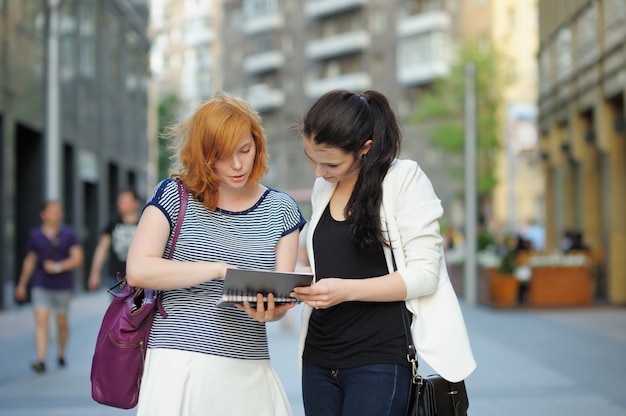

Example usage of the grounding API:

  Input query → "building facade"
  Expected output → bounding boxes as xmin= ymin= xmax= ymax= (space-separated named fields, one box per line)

xmin=0 ymin=0 xmax=153 ymax=309
xmin=458 ymin=0 xmax=544 ymax=235
xmin=149 ymin=0 xmax=222 ymax=117
xmin=220 ymin=0 xmax=460 ymax=219
xmin=538 ymin=0 xmax=626 ymax=303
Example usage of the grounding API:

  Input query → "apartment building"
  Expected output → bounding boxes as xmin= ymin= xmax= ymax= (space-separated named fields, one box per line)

xmin=0 ymin=0 xmax=152 ymax=309
xmin=221 ymin=0 xmax=459 ymax=218
xmin=538 ymin=0 xmax=626 ymax=303
xmin=149 ymin=0 xmax=222 ymax=116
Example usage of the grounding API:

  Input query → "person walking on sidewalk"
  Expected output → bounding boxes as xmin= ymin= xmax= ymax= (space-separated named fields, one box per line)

xmin=291 ymin=89 xmax=476 ymax=415
xmin=126 ymin=92 xmax=306 ymax=416
xmin=87 ymin=188 xmax=141 ymax=291
xmin=15 ymin=200 xmax=84 ymax=374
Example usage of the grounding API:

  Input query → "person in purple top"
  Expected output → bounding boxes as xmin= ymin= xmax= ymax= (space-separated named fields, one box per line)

xmin=15 ymin=200 xmax=83 ymax=374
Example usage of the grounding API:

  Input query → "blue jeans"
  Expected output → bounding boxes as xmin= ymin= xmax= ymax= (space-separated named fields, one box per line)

xmin=302 ymin=359 xmax=411 ymax=416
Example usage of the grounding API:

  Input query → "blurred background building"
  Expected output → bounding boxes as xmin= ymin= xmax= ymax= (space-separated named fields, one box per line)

xmin=0 ymin=0 xmax=152 ymax=309
xmin=460 ymin=0 xmax=543 ymax=233
xmin=537 ymin=0 xmax=626 ymax=304
xmin=149 ymin=0 xmax=222 ymax=116
xmin=222 ymin=0 xmax=451 ymax=218
xmin=1 ymin=0 xmax=624 ymax=309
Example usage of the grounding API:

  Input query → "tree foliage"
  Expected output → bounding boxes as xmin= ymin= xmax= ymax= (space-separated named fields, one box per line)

xmin=411 ymin=40 xmax=507 ymax=198
xmin=157 ymin=94 xmax=181 ymax=180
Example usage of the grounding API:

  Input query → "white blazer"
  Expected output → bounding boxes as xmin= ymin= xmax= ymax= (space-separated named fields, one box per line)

xmin=299 ymin=159 xmax=476 ymax=382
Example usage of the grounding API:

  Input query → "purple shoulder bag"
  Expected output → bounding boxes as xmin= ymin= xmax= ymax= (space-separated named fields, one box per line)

xmin=90 ymin=179 xmax=188 ymax=409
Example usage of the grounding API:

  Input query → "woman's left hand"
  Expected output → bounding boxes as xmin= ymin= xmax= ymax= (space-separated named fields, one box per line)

xmin=235 ymin=293 xmax=296 ymax=323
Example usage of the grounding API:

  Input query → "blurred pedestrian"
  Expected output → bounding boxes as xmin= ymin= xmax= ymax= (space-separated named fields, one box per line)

xmin=564 ymin=230 xmax=590 ymax=254
xmin=15 ymin=200 xmax=84 ymax=373
xmin=291 ymin=90 xmax=475 ymax=415
xmin=126 ymin=92 xmax=305 ymax=416
xmin=87 ymin=188 xmax=141 ymax=291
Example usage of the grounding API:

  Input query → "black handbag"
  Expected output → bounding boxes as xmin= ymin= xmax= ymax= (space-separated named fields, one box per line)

xmin=401 ymin=306 xmax=469 ymax=416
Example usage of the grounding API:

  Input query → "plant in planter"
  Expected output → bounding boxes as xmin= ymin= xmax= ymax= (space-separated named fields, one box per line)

xmin=489 ymin=238 xmax=520 ymax=307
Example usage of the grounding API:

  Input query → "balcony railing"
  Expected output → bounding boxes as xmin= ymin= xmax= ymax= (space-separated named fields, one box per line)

xmin=306 ymin=72 xmax=371 ymax=99
xmin=305 ymin=0 xmax=366 ymax=19
xmin=306 ymin=31 xmax=370 ymax=60
xmin=185 ymin=27 xmax=215 ymax=45
xmin=397 ymin=61 xmax=448 ymax=86
xmin=243 ymin=50 xmax=285 ymax=74
xmin=247 ymin=85 xmax=285 ymax=112
xmin=397 ymin=10 xmax=450 ymax=37
xmin=244 ymin=12 xmax=284 ymax=35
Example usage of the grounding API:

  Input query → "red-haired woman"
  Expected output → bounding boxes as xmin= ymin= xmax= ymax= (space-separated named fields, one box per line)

xmin=126 ymin=92 xmax=305 ymax=415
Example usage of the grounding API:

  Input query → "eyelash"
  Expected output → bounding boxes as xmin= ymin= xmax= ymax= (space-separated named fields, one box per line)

xmin=306 ymin=154 xmax=338 ymax=168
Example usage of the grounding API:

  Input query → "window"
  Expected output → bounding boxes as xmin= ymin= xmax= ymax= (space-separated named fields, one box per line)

xmin=243 ymin=0 xmax=279 ymax=17
xmin=79 ymin=0 xmax=96 ymax=78
xmin=555 ymin=28 xmax=571 ymax=81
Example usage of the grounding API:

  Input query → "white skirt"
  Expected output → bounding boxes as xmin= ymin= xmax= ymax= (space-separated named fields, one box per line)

xmin=136 ymin=348 xmax=292 ymax=416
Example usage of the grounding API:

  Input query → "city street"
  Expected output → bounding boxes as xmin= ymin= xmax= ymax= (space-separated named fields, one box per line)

xmin=1 ymin=290 xmax=625 ymax=416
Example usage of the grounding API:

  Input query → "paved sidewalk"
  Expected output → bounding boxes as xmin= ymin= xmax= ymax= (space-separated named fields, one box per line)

xmin=0 ymin=290 xmax=625 ymax=415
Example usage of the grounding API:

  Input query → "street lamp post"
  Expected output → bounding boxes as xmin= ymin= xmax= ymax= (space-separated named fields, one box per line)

xmin=45 ymin=0 xmax=62 ymax=201
xmin=463 ymin=63 xmax=478 ymax=307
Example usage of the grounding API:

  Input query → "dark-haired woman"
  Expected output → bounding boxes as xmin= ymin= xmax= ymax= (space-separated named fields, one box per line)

xmin=292 ymin=89 xmax=476 ymax=416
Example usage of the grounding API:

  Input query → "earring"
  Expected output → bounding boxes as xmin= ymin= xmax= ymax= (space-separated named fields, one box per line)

xmin=361 ymin=153 xmax=367 ymax=161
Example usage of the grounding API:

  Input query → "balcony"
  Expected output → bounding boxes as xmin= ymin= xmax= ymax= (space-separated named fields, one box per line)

xmin=243 ymin=50 xmax=285 ymax=74
xmin=185 ymin=27 xmax=215 ymax=46
xmin=244 ymin=12 xmax=284 ymax=35
xmin=305 ymin=0 xmax=366 ymax=19
xmin=306 ymin=31 xmax=370 ymax=60
xmin=397 ymin=10 xmax=450 ymax=37
xmin=247 ymin=84 xmax=285 ymax=112
xmin=397 ymin=61 xmax=448 ymax=86
xmin=306 ymin=72 xmax=371 ymax=99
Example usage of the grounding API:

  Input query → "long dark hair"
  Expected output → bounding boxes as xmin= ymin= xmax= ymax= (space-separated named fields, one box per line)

xmin=299 ymin=89 xmax=401 ymax=251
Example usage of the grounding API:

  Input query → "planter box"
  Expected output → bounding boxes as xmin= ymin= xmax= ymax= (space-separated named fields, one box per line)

xmin=528 ymin=266 xmax=592 ymax=307
xmin=487 ymin=269 xmax=520 ymax=308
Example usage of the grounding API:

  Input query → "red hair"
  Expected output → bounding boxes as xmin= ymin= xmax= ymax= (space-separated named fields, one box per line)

xmin=168 ymin=92 xmax=268 ymax=209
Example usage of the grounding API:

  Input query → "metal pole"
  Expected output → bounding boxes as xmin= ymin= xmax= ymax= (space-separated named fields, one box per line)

xmin=45 ymin=0 xmax=62 ymax=200
xmin=463 ymin=63 xmax=478 ymax=307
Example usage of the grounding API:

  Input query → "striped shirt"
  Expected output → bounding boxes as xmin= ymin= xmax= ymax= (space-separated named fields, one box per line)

xmin=145 ymin=178 xmax=306 ymax=360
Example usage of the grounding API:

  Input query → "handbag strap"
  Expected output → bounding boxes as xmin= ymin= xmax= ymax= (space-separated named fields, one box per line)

xmin=154 ymin=178 xmax=188 ymax=317
xmin=401 ymin=304 xmax=420 ymax=384
xmin=391 ymin=245 xmax=420 ymax=384
xmin=385 ymin=224 xmax=421 ymax=384
xmin=168 ymin=178 xmax=188 ymax=260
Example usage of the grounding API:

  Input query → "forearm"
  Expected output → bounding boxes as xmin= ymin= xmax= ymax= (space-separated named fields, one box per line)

xmin=89 ymin=239 xmax=109 ymax=275
xmin=17 ymin=255 xmax=36 ymax=287
xmin=59 ymin=246 xmax=84 ymax=272
xmin=126 ymin=257 xmax=228 ymax=290
xmin=343 ymin=271 xmax=407 ymax=302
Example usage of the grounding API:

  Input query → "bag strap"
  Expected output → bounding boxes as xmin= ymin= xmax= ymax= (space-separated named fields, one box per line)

xmin=385 ymin=223 xmax=421 ymax=384
xmin=168 ymin=178 xmax=188 ymax=260
xmin=154 ymin=179 xmax=188 ymax=317
xmin=391 ymin=245 xmax=420 ymax=385
xmin=401 ymin=304 xmax=420 ymax=384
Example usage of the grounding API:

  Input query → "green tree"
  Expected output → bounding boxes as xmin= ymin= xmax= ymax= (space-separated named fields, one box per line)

xmin=411 ymin=40 xmax=507 ymax=200
xmin=157 ymin=94 xmax=181 ymax=180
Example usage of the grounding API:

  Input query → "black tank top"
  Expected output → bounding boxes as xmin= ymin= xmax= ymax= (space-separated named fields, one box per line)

xmin=303 ymin=204 xmax=409 ymax=369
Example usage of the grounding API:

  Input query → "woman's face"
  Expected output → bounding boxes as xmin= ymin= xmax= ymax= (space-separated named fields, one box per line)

xmin=213 ymin=131 xmax=257 ymax=190
xmin=302 ymin=137 xmax=361 ymax=185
